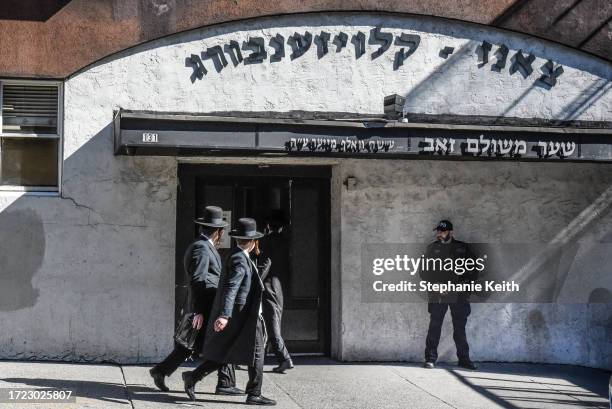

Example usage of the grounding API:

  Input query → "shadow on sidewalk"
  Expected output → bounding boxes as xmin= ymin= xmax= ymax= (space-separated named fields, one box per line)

xmin=283 ymin=358 xmax=610 ymax=409
xmin=431 ymin=362 xmax=608 ymax=409
xmin=3 ymin=360 xmax=610 ymax=408
xmin=1 ymin=377 xmax=195 ymax=405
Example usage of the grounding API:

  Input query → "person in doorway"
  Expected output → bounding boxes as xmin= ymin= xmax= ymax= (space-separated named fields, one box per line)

xmin=182 ymin=218 xmax=276 ymax=406
xmin=256 ymin=210 xmax=294 ymax=373
xmin=420 ymin=220 xmax=478 ymax=370
xmin=149 ymin=206 xmax=241 ymax=396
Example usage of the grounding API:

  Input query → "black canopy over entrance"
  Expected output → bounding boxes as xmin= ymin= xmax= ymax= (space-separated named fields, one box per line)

xmin=113 ymin=109 xmax=612 ymax=162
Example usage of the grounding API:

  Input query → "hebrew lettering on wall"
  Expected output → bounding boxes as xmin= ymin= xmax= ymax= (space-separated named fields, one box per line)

xmin=286 ymin=137 xmax=395 ymax=153
xmin=288 ymin=32 xmax=313 ymax=60
xmin=186 ymin=27 xmax=422 ymax=77
xmin=464 ymin=135 xmax=527 ymax=157
xmin=421 ymin=137 xmax=456 ymax=155
xmin=186 ymin=54 xmax=207 ymax=82
xmin=478 ymin=40 xmax=492 ymax=66
xmin=539 ymin=60 xmax=565 ymax=87
xmin=185 ymin=27 xmax=563 ymax=89
xmin=242 ymin=37 xmax=267 ymax=64
xmin=422 ymin=135 xmax=577 ymax=159
xmin=269 ymin=34 xmax=285 ymax=62
xmin=351 ymin=31 xmax=366 ymax=59
xmin=204 ymin=45 xmax=228 ymax=72
xmin=393 ymin=33 xmax=421 ymax=70
xmin=439 ymin=46 xmax=454 ymax=59
xmin=333 ymin=32 xmax=348 ymax=52
xmin=510 ymin=50 xmax=535 ymax=78
xmin=369 ymin=27 xmax=393 ymax=60
xmin=477 ymin=41 xmax=562 ymax=87
xmin=225 ymin=40 xmax=243 ymax=66
xmin=536 ymin=141 xmax=576 ymax=158
xmin=315 ymin=31 xmax=331 ymax=58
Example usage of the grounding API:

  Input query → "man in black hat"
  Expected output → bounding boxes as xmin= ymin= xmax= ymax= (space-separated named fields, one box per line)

xmin=182 ymin=218 xmax=276 ymax=406
xmin=149 ymin=206 xmax=242 ymax=396
xmin=420 ymin=219 xmax=478 ymax=370
xmin=258 ymin=210 xmax=293 ymax=373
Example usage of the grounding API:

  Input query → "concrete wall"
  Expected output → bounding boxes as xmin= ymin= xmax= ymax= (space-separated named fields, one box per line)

xmin=339 ymin=159 xmax=612 ymax=369
xmin=0 ymin=12 xmax=610 ymax=367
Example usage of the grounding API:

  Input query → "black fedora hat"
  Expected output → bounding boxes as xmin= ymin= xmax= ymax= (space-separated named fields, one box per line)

xmin=264 ymin=209 xmax=288 ymax=225
xmin=195 ymin=206 xmax=228 ymax=228
xmin=229 ymin=218 xmax=264 ymax=240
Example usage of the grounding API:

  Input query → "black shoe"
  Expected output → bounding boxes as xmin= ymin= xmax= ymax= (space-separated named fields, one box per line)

xmin=423 ymin=361 xmax=435 ymax=369
xmin=246 ymin=395 xmax=277 ymax=405
xmin=182 ymin=371 xmax=197 ymax=401
xmin=149 ymin=368 xmax=169 ymax=392
xmin=458 ymin=360 xmax=478 ymax=370
xmin=272 ymin=359 xmax=294 ymax=374
xmin=216 ymin=386 xmax=245 ymax=396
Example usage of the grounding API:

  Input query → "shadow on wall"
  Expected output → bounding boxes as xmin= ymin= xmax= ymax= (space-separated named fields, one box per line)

xmin=428 ymin=171 xmax=612 ymax=368
xmin=589 ymin=288 xmax=612 ymax=303
xmin=0 ymin=208 xmax=44 ymax=311
xmin=400 ymin=35 xmax=611 ymax=120
xmin=0 ymin=121 xmax=176 ymax=362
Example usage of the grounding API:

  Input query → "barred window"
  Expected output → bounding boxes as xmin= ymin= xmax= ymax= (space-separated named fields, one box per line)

xmin=0 ymin=81 xmax=61 ymax=191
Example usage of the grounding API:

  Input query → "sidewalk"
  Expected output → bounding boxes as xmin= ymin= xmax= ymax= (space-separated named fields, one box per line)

xmin=0 ymin=358 xmax=609 ymax=408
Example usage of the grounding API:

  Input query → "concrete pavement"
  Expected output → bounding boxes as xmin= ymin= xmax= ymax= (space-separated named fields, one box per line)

xmin=0 ymin=358 xmax=609 ymax=408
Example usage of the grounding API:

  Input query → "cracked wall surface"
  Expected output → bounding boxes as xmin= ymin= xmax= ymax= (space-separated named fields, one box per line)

xmin=0 ymin=13 xmax=610 ymax=367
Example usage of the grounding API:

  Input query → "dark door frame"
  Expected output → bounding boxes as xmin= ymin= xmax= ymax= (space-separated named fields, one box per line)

xmin=175 ymin=163 xmax=332 ymax=355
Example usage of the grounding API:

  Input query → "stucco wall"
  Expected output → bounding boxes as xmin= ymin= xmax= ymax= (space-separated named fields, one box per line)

xmin=0 ymin=12 xmax=610 ymax=366
xmin=339 ymin=159 xmax=612 ymax=369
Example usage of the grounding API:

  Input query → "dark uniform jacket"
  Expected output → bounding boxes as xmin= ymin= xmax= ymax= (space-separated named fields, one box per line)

xmin=201 ymin=246 xmax=264 ymax=366
xmin=419 ymin=238 xmax=478 ymax=303
xmin=183 ymin=234 xmax=223 ymax=315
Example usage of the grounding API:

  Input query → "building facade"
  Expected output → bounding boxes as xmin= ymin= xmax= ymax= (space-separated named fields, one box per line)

xmin=0 ymin=8 xmax=611 ymax=369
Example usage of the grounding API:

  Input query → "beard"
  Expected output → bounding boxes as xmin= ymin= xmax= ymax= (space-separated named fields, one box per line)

xmin=438 ymin=233 xmax=451 ymax=243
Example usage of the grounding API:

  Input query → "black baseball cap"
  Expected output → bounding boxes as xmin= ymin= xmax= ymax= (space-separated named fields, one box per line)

xmin=433 ymin=220 xmax=453 ymax=231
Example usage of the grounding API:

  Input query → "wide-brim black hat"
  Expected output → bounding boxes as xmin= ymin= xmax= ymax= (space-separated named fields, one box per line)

xmin=264 ymin=208 xmax=288 ymax=225
xmin=195 ymin=206 xmax=228 ymax=228
xmin=229 ymin=217 xmax=264 ymax=239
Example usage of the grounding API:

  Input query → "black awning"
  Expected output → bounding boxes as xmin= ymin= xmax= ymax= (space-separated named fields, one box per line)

xmin=112 ymin=109 xmax=612 ymax=162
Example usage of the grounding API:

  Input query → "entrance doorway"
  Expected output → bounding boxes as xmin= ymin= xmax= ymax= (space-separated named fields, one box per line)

xmin=176 ymin=164 xmax=331 ymax=355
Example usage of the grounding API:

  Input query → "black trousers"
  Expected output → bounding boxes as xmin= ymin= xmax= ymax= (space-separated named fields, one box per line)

xmin=153 ymin=330 xmax=236 ymax=388
xmin=425 ymin=302 xmax=471 ymax=363
xmin=263 ymin=301 xmax=290 ymax=363
xmin=193 ymin=316 xmax=266 ymax=397
xmin=153 ymin=287 xmax=235 ymax=388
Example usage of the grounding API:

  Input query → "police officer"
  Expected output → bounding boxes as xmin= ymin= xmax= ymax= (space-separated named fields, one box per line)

xmin=419 ymin=220 xmax=478 ymax=370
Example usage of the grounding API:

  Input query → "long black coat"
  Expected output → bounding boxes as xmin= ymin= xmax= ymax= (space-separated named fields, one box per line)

xmin=201 ymin=246 xmax=264 ymax=366
xmin=182 ymin=235 xmax=223 ymax=314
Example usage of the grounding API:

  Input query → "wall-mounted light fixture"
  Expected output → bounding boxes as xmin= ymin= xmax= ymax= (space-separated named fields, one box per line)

xmin=344 ymin=176 xmax=357 ymax=191
xmin=383 ymin=94 xmax=406 ymax=121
